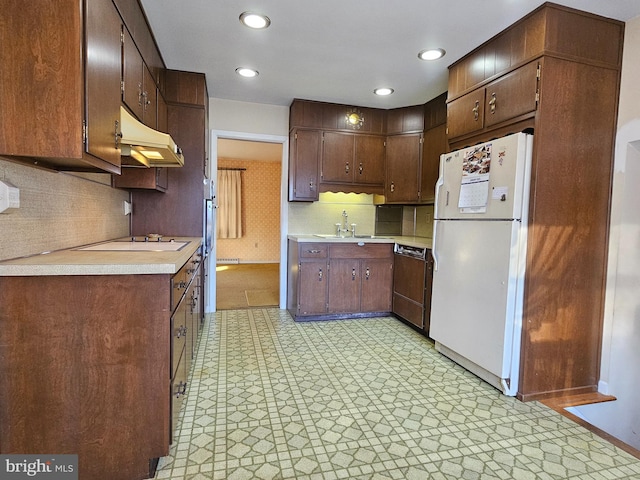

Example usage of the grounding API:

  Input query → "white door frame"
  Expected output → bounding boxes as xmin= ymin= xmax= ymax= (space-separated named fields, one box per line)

xmin=206 ymin=129 xmax=289 ymax=313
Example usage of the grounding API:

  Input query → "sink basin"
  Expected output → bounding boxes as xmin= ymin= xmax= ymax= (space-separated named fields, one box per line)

xmin=312 ymin=234 xmax=391 ymax=239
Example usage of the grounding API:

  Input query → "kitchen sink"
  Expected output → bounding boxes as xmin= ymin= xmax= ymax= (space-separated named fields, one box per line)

xmin=312 ymin=234 xmax=391 ymax=239
xmin=77 ymin=240 xmax=189 ymax=252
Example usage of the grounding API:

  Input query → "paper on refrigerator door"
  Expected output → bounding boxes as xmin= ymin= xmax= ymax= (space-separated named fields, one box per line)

xmin=458 ymin=143 xmax=492 ymax=213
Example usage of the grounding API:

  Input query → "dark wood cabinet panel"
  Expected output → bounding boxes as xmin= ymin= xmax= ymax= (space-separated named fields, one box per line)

xmin=322 ymin=131 xmax=354 ymax=183
xmin=361 ymin=258 xmax=393 ymax=312
xmin=0 ymin=274 xmax=172 ymax=480
xmin=385 ymin=133 xmax=422 ymax=203
xmin=355 ymin=135 xmax=385 ymax=185
xmin=446 ymin=88 xmax=486 ymax=139
xmin=421 ymin=124 xmax=447 ymax=204
xmin=484 ymin=60 xmax=538 ymax=128
xmin=85 ymin=0 xmax=123 ymax=170
xmin=298 ymin=261 xmax=328 ymax=315
xmin=386 ymin=105 xmax=424 ymax=134
xmin=164 ymin=71 xmax=208 ymax=107
xmin=131 ymin=103 xmax=205 ymax=236
xmin=122 ymin=27 xmax=145 ymax=121
xmin=328 ymin=259 xmax=362 ymax=314
xmin=289 ymin=129 xmax=321 ymax=201
xmin=113 ymin=167 xmax=168 ymax=191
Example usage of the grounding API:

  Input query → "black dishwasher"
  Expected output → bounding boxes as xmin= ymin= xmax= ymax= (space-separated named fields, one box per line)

xmin=392 ymin=244 xmax=433 ymax=333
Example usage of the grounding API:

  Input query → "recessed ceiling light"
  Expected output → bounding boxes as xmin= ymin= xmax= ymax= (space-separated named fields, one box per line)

xmin=374 ymin=87 xmax=394 ymax=96
xmin=239 ymin=12 xmax=271 ymax=29
xmin=235 ymin=67 xmax=259 ymax=78
xmin=418 ymin=48 xmax=446 ymax=61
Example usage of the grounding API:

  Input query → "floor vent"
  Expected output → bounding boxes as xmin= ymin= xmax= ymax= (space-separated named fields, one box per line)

xmin=217 ymin=258 xmax=239 ymax=264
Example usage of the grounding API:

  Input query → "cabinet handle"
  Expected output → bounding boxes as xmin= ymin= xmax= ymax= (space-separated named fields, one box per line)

xmin=365 ymin=267 xmax=370 ymax=280
xmin=318 ymin=268 xmax=323 ymax=281
xmin=489 ymin=93 xmax=497 ymax=114
xmin=352 ymin=268 xmax=356 ymax=280
xmin=309 ymin=180 xmax=315 ymax=191
xmin=137 ymin=82 xmax=143 ymax=106
xmin=345 ymin=162 xmax=350 ymax=174
xmin=174 ymin=381 xmax=187 ymax=397
xmin=472 ymin=101 xmax=480 ymax=121
xmin=175 ymin=280 xmax=187 ymax=290
xmin=359 ymin=162 xmax=363 ymax=175
xmin=175 ymin=325 xmax=187 ymax=338
xmin=390 ymin=181 xmax=395 ymax=193
xmin=114 ymin=120 xmax=122 ymax=148
xmin=307 ymin=249 xmax=321 ymax=254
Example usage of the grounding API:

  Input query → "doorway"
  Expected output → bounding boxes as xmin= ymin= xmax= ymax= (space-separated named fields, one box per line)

xmin=207 ymin=132 xmax=288 ymax=312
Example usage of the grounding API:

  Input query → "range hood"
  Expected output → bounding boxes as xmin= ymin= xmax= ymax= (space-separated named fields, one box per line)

xmin=119 ymin=106 xmax=184 ymax=167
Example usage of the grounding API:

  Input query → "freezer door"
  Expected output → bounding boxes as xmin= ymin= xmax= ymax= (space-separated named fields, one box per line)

xmin=429 ymin=219 xmax=525 ymax=392
xmin=434 ymin=132 xmax=532 ymax=220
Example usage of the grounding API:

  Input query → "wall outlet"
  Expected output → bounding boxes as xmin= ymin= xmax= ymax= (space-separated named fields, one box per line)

xmin=0 ymin=180 xmax=20 ymax=214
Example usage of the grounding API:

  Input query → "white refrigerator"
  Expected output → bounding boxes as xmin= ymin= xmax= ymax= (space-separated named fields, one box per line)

xmin=430 ymin=132 xmax=533 ymax=396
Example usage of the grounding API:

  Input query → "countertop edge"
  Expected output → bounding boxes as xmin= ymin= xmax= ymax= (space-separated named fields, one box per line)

xmin=0 ymin=237 xmax=203 ymax=276
xmin=287 ymin=235 xmax=432 ymax=249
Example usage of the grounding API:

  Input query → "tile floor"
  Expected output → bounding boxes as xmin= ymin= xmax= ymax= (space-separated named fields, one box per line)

xmin=155 ymin=308 xmax=640 ymax=480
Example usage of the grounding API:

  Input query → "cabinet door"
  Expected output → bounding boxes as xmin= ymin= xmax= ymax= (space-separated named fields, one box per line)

xmin=289 ymin=129 xmax=321 ymax=201
xmin=355 ymin=135 xmax=385 ymax=185
xmin=85 ymin=0 xmax=123 ymax=168
xmin=322 ymin=131 xmax=354 ymax=183
xmin=361 ymin=259 xmax=393 ymax=312
xmin=420 ymin=123 xmax=448 ymax=203
xmin=385 ymin=133 xmax=421 ymax=203
xmin=298 ymin=261 xmax=328 ymax=315
xmin=122 ymin=28 xmax=144 ymax=120
xmin=328 ymin=259 xmax=361 ymax=313
xmin=484 ymin=60 xmax=538 ymax=128
xmin=143 ymin=65 xmax=158 ymax=128
xmin=446 ymin=87 xmax=486 ymax=139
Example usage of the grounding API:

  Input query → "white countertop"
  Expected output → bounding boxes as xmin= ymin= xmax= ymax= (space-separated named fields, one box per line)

xmin=0 ymin=237 xmax=202 ymax=276
xmin=288 ymin=234 xmax=432 ymax=249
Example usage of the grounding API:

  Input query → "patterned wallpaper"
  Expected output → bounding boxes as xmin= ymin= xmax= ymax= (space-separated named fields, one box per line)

xmin=216 ymin=158 xmax=281 ymax=263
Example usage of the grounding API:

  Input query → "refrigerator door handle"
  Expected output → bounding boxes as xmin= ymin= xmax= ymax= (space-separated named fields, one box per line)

xmin=432 ymin=219 xmax=439 ymax=271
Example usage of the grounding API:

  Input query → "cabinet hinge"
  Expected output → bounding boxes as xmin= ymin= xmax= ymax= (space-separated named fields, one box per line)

xmin=294 ymin=132 xmax=297 ymax=140
xmin=82 ymin=120 xmax=87 ymax=145
xmin=120 ymin=30 xmax=124 ymax=45
xmin=536 ymin=64 xmax=541 ymax=79
xmin=121 ymin=80 xmax=125 ymax=95
xmin=535 ymin=90 xmax=540 ymax=105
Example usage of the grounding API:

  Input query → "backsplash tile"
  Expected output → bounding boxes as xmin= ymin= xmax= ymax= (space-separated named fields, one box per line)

xmin=0 ymin=158 xmax=130 ymax=261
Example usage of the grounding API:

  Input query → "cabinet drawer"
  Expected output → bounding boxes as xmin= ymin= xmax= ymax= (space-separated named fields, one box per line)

xmin=329 ymin=243 xmax=392 ymax=259
xmin=299 ymin=243 xmax=328 ymax=258
xmin=170 ymin=350 xmax=187 ymax=441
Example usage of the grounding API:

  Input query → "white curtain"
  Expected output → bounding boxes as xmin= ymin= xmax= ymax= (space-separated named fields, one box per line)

xmin=217 ymin=169 xmax=243 ymax=238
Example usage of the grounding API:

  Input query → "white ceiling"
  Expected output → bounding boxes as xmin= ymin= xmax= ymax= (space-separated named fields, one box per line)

xmin=141 ymin=0 xmax=640 ymax=111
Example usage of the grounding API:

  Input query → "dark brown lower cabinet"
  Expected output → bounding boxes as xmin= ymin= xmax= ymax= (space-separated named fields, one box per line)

xmin=0 ymin=249 xmax=203 ymax=480
xmin=288 ymin=241 xmax=393 ymax=320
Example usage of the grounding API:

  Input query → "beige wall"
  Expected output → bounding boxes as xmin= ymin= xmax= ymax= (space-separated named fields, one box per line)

xmin=572 ymin=14 xmax=640 ymax=450
xmin=216 ymin=158 xmax=281 ymax=263
xmin=0 ymin=158 xmax=130 ymax=261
